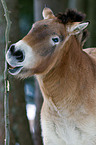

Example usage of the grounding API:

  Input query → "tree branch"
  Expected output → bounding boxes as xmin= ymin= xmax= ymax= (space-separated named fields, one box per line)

xmin=0 ymin=0 xmax=11 ymax=145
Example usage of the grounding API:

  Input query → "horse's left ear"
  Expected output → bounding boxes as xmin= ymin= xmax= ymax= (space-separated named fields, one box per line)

xmin=67 ymin=22 xmax=89 ymax=35
xmin=42 ymin=7 xmax=55 ymax=19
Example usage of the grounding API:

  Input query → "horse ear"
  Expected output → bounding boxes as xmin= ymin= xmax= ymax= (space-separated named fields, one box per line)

xmin=67 ymin=22 xmax=89 ymax=35
xmin=42 ymin=7 xmax=55 ymax=19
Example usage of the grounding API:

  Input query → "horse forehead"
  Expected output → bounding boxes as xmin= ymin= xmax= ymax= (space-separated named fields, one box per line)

xmin=33 ymin=19 xmax=63 ymax=30
xmin=29 ymin=19 xmax=65 ymax=36
xmin=34 ymin=19 xmax=57 ymax=26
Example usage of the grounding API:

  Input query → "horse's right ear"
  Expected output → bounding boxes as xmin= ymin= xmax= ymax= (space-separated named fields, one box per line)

xmin=42 ymin=7 xmax=55 ymax=19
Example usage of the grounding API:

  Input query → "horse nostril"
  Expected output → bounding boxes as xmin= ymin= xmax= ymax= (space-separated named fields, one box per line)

xmin=10 ymin=44 xmax=15 ymax=54
xmin=9 ymin=44 xmax=24 ymax=62
xmin=14 ymin=50 xmax=24 ymax=62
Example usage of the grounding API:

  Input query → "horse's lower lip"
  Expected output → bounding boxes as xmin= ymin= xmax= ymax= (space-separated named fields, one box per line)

xmin=8 ymin=65 xmax=23 ymax=75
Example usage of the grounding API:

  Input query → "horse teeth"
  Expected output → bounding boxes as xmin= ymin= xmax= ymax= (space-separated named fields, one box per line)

xmin=9 ymin=67 xmax=14 ymax=69
xmin=8 ymin=64 xmax=15 ymax=69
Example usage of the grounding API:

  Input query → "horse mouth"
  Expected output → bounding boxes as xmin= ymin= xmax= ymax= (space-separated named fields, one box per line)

xmin=8 ymin=64 xmax=23 ymax=75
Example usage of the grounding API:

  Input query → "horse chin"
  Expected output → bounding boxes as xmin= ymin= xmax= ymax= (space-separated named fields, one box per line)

xmin=15 ymin=68 xmax=34 ymax=79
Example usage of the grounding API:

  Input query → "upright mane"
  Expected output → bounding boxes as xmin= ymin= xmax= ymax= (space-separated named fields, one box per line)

xmin=56 ymin=9 xmax=85 ymax=24
xmin=56 ymin=9 xmax=88 ymax=47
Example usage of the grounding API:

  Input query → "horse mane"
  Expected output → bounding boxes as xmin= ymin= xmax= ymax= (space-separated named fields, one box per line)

xmin=56 ymin=9 xmax=86 ymax=24
xmin=56 ymin=9 xmax=88 ymax=47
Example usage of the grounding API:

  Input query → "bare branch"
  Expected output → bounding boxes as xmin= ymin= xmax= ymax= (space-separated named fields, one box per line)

xmin=0 ymin=0 xmax=11 ymax=145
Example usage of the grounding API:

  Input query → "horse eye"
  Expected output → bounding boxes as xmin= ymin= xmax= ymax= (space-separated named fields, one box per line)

xmin=52 ymin=37 xmax=59 ymax=43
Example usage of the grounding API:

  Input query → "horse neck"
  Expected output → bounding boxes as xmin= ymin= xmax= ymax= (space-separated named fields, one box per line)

xmin=36 ymin=36 xmax=87 ymax=105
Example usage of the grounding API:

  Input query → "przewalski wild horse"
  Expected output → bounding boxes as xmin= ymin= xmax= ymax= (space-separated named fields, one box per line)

xmin=6 ymin=8 xmax=96 ymax=145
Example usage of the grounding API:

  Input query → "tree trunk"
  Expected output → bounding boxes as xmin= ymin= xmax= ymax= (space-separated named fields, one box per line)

xmin=9 ymin=79 xmax=33 ymax=145
xmin=76 ymin=0 xmax=96 ymax=48
xmin=0 ymin=0 xmax=33 ymax=144
xmin=33 ymin=80 xmax=43 ymax=145
xmin=86 ymin=0 xmax=96 ymax=47
xmin=68 ymin=0 xmax=76 ymax=8
xmin=8 ymin=0 xmax=33 ymax=144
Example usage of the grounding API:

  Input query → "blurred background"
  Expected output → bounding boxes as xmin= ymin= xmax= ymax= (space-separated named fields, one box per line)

xmin=0 ymin=0 xmax=96 ymax=145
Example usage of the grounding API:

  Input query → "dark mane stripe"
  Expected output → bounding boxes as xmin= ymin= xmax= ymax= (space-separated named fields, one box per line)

xmin=56 ymin=9 xmax=86 ymax=24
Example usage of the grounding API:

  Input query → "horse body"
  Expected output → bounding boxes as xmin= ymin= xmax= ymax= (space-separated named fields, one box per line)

xmin=37 ymin=35 xmax=96 ymax=145
xmin=6 ymin=8 xmax=96 ymax=145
